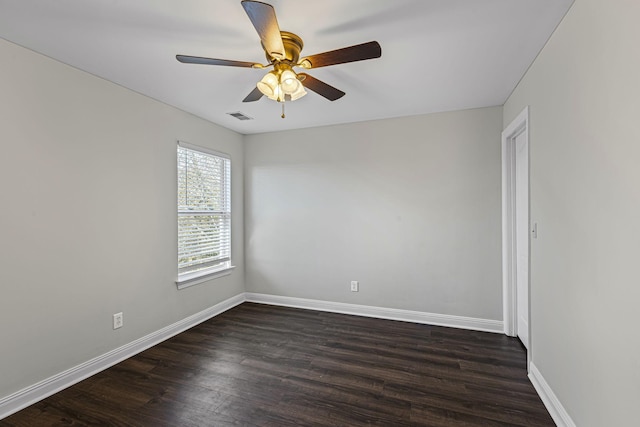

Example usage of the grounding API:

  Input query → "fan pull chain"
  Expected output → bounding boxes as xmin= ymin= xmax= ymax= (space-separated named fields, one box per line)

xmin=281 ymin=102 xmax=285 ymax=119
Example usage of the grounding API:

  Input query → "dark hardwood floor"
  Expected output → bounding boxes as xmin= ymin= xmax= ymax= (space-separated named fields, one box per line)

xmin=1 ymin=303 xmax=553 ymax=426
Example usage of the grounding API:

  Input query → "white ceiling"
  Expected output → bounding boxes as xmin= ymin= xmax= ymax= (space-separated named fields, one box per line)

xmin=0 ymin=0 xmax=573 ymax=134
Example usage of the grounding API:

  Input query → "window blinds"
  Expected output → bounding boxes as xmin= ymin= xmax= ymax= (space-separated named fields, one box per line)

xmin=177 ymin=143 xmax=231 ymax=277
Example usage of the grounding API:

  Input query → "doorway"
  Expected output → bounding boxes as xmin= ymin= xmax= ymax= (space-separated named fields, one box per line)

xmin=502 ymin=106 xmax=530 ymax=352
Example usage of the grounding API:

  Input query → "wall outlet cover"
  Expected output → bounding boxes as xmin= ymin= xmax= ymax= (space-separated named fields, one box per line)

xmin=113 ymin=312 xmax=123 ymax=329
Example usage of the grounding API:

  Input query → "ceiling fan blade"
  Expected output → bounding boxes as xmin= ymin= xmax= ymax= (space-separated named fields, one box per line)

xmin=176 ymin=55 xmax=257 ymax=68
xmin=241 ymin=0 xmax=286 ymax=60
xmin=298 ymin=73 xmax=345 ymax=101
xmin=299 ymin=41 xmax=382 ymax=69
xmin=243 ymin=86 xmax=264 ymax=102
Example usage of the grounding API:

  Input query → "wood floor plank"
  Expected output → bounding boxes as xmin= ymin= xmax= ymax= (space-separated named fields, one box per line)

xmin=1 ymin=303 xmax=554 ymax=426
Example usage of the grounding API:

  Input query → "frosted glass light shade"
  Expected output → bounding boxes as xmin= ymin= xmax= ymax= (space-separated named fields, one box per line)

xmin=257 ymin=72 xmax=279 ymax=97
xmin=268 ymin=85 xmax=282 ymax=101
xmin=290 ymin=83 xmax=307 ymax=101
xmin=280 ymin=69 xmax=300 ymax=94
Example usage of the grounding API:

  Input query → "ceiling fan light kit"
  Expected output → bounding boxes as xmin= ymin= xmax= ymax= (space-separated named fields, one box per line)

xmin=257 ymin=63 xmax=307 ymax=103
xmin=176 ymin=0 xmax=382 ymax=118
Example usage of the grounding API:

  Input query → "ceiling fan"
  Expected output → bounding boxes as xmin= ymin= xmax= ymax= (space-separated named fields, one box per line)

xmin=176 ymin=0 xmax=382 ymax=109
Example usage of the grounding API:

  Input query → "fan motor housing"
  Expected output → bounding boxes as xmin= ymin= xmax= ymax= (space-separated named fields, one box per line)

xmin=264 ymin=31 xmax=304 ymax=64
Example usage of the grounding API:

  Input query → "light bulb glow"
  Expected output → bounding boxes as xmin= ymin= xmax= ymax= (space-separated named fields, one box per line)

xmin=280 ymin=69 xmax=300 ymax=94
xmin=272 ymin=85 xmax=284 ymax=102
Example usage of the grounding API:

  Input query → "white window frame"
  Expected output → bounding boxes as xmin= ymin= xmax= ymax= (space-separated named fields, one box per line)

xmin=176 ymin=141 xmax=234 ymax=289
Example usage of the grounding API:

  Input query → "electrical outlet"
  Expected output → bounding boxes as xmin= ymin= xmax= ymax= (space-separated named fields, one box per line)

xmin=113 ymin=312 xmax=123 ymax=329
xmin=350 ymin=281 xmax=359 ymax=292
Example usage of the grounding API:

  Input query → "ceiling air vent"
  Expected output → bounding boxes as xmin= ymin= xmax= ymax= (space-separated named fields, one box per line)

xmin=227 ymin=111 xmax=253 ymax=121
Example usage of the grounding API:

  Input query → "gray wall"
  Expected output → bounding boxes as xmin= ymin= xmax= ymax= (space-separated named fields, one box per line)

xmin=503 ymin=0 xmax=640 ymax=424
xmin=244 ymin=107 xmax=503 ymax=320
xmin=0 ymin=39 xmax=244 ymax=400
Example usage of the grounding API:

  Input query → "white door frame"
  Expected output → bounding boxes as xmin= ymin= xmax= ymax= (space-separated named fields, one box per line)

xmin=502 ymin=106 xmax=530 ymax=356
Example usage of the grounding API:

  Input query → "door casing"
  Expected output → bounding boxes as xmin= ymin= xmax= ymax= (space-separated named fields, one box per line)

xmin=502 ymin=106 xmax=531 ymax=365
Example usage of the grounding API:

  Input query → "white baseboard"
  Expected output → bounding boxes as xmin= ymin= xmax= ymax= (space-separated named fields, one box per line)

xmin=245 ymin=293 xmax=503 ymax=333
xmin=1 ymin=292 xmax=504 ymax=421
xmin=0 ymin=293 xmax=245 ymax=420
xmin=529 ymin=362 xmax=576 ymax=427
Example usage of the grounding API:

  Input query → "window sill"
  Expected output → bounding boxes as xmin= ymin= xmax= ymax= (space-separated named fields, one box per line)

xmin=176 ymin=265 xmax=236 ymax=290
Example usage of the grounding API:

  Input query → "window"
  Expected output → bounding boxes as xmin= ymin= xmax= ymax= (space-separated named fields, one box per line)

xmin=177 ymin=141 xmax=232 ymax=287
